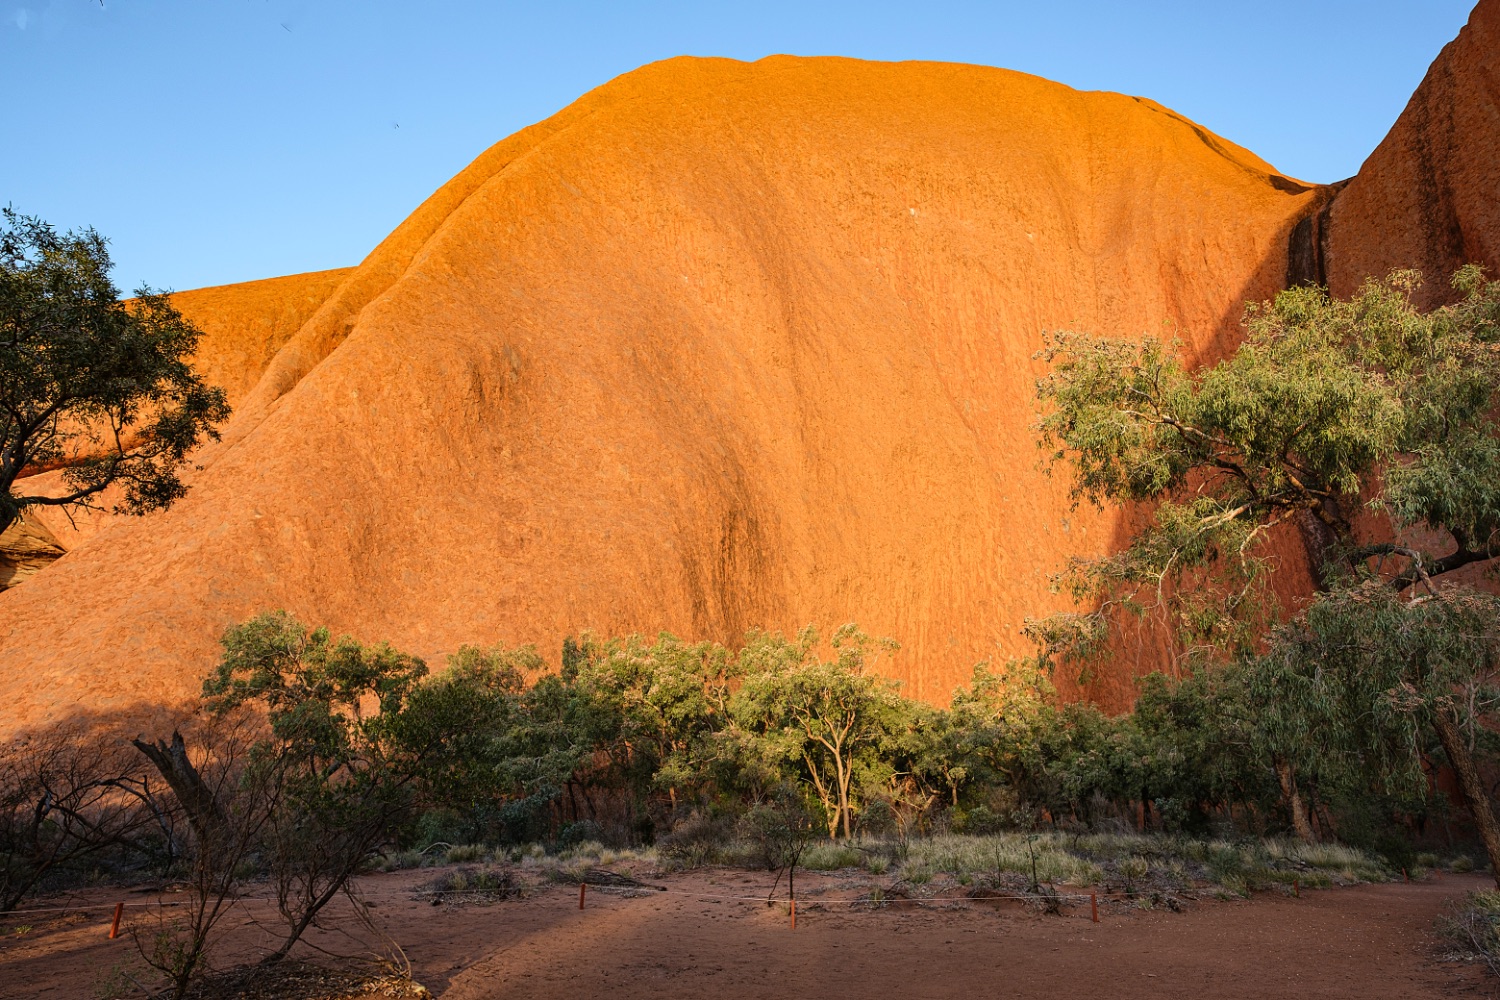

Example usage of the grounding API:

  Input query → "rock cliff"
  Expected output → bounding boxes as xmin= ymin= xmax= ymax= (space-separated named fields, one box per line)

xmin=6 ymin=34 xmax=1486 ymax=728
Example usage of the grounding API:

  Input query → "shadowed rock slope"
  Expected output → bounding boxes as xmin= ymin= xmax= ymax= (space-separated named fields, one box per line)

xmin=0 ymin=56 xmax=1326 ymax=726
xmin=1324 ymin=0 xmax=1499 ymax=304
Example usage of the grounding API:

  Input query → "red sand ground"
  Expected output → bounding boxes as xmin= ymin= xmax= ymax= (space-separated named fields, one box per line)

xmin=0 ymin=868 xmax=1492 ymax=999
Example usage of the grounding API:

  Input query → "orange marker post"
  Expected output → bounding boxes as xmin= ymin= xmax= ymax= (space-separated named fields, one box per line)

xmin=108 ymin=902 xmax=124 ymax=940
xmin=1293 ymin=878 xmax=1299 ymax=898
xmin=1090 ymin=891 xmax=1099 ymax=923
xmin=579 ymin=883 xmax=587 ymax=909
xmin=1403 ymin=868 xmax=1409 ymax=883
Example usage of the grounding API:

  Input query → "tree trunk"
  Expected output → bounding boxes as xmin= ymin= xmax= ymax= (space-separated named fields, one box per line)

xmin=133 ymin=731 xmax=223 ymax=845
xmin=1431 ymin=706 xmax=1500 ymax=889
xmin=1274 ymin=757 xmax=1317 ymax=843
xmin=837 ymin=760 xmax=853 ymax=840
xmin=1295 ymin=510 xmax=1338 ymax=590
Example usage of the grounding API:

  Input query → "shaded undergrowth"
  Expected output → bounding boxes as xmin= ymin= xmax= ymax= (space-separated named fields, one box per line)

xmin=375 ymin=831 xmax=1435 ymax=901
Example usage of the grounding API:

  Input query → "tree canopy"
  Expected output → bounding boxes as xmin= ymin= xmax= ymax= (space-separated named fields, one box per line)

xmin=1034 ymin=267 xmax=1500 ymax=658
xmin=0 ymin=208 xmax=228 ymax=536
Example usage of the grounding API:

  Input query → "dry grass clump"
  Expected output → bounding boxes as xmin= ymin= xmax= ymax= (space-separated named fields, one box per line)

xmin=376 ymin=830 xmax=1394 ymax=904
xmin=904 ymin=834 xmax=1101 ymax=886
xmin=801 ymin=843 xmax=864 ymax=871
xmin=882 ymin=833 xmax=1386 ymax=896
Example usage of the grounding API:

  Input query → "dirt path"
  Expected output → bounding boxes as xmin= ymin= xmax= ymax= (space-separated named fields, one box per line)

xmin=2 ymin=870 xmax=1493 ymax=999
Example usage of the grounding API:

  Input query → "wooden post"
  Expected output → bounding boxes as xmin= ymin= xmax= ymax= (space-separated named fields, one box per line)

xmin=579 ymin=883 xmax=587 ymax=909
xmin=790 ymin=898 xmax=796 ymax=930
xmin=1090 ymin=891 xmax=1098 ymax=923
xmin=108 ymin=902 xmax=124 ymax=939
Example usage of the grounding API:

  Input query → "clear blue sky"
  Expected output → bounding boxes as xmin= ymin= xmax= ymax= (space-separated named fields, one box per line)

xmin=1 ymin=1 xmax=1479 ymax=293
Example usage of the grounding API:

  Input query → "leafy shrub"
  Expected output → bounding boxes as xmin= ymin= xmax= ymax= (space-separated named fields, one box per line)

xmin=554 ymin=821 xmax=605 ymax=851
xmin=955 ymin=805 xmax=1007 ymax=836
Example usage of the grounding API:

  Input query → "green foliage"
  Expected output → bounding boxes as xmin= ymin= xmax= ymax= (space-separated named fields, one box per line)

xmin=1034 ymin=268 xmax=1500 ymax=660
xmin=192 ymin=613 xmax=433 ymax=963
xmin=1256 ymin=584 xmax=1500 ymax=801
xmin=165 ymin=604 xmax=1480 ymax=922
xmin=559 ymin=630 xmax=742 ymax=805
xmin=729 ymin=625 xmax=905 ymax=838
xmin=0 ymin=208 xmax=229 ymax=535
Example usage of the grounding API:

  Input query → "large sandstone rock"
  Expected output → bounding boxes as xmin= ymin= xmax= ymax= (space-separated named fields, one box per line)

xmin=0 ymin=55 xmax=1348 ymax=728
xmin=1323 ymin=0 xmax=1499 ymax=304
xmin=0 ymin=517 xmax=65 ymax=592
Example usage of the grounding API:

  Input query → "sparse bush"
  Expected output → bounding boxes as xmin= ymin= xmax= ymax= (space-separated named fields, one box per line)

xmin=1 ymin=721 xmax=174 ymax=912
xmin=377 ymin=849 xmax=426 ymax=872
xmin=1442 ymin=890 xmax=1500 ymax=977
xmin=657 ymin=812 xmax=737 ymax=869
xmin=426 ymin=865 xmax=521 ymax=904
xmin=1118 ymin=857 xmax=1149 ymax=893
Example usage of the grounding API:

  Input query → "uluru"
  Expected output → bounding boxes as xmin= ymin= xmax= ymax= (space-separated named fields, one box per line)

xmin=1 ymin=3 xmax=1496 ymax=730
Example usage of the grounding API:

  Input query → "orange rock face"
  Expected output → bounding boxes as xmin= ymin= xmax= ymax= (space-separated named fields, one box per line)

xmin=0 ymin=55 xmax=1358 ymax=728
xmin=1324 ymin=0 xmax=1499 ymax=304
xmin=167 ymin=267 xmax=355 ymax=411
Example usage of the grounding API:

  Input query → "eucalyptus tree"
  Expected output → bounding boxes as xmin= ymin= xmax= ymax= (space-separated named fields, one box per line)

xmin=562 ymin=632 xmax=741 ymax=812
xmin=0 ymin=209 xmax=228 ymax=536
xmin=1035 ymin=266 xmax=1500 ymax=839
xmin=1256 ymin=585 xmax=1500 ymax=884
xmin=730 ymin=625 xmax=903 ymax=839
xmin=1034 ymin=266 xmax=1500 ymax=649
xmin=157 ymin=612 xmax=429 ymax=966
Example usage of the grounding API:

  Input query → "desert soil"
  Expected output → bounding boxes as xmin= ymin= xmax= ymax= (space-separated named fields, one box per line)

xmin=1 ymin=868 xmax=1494 ymax=999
